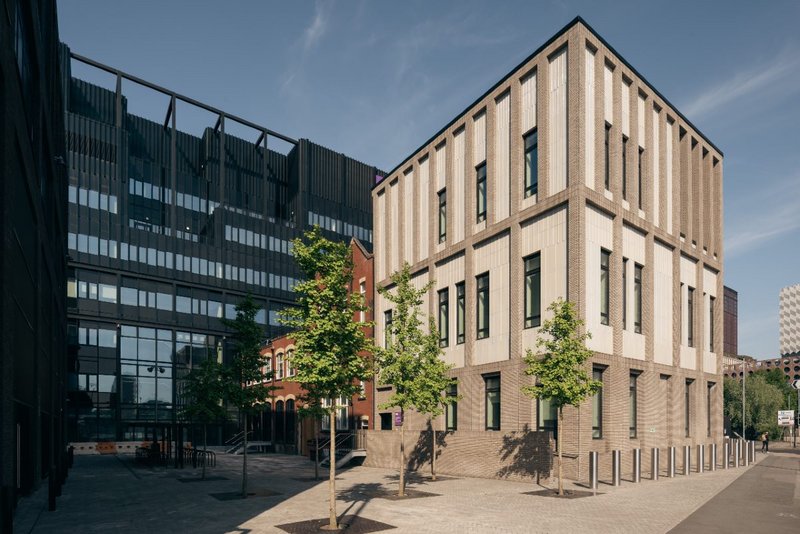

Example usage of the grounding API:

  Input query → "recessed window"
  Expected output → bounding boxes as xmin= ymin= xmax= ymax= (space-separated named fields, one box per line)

xmin=484 ymin=374 xmax=500 ymax=431
xmin=476 ymin=272 xmax=490 ymax=339
xmin=438 ymin=189 xmax=447 ymax=243
xmin=524 ymin=129 xmax=538 ymax=197
xmin=438 ymin=288 xmax=450 ymax=348
xmin=707 ymin=382 xmax=714 ymax=438
xmin=384 ymin=310 xmax=393 ymax=349
xmin=630 ymin=372 xmax=639 ymax=438
xmin=600 ymin=249 xmax=610 ymax=325
xmin=604 ymin=123 xmax=611 ymax=190
xmin=592 ymin=367 xmax=604 ymax=439
xmin=622 ymin=135 xmax=629 ymax=200
xmin=634 ymin=263 xmax=643 ymax=334
xmin=622 ymin=258 xmax=628 ymax=330
xmin=685 ymin=379 xmax=693 ymax=437
xmin=524 ymin=253 xmax=541 ymax=328
xmin=455 ymin=282 xmax=465 ymax=345
xmin=476 ymin=162 xmax=487 ymax=223
xmin=638 ymin=147 xmax=644 ymax=210
xmin=446 ymin=383 xmax=458 ymax=431
xmin=538 ymin=396 xmax=557 ymax=433
xmin=687 ymin=287 xmax=695 ymax=347
xmin=709 ymin=296 xmax=715 ymax=351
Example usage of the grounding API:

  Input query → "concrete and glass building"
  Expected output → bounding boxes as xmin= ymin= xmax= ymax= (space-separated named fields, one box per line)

xmin=779 ymin=283 xmax=800 ymax=358
xmin=1 ymin=0 xmax=69 ymax=524
xmin=368 ymin=17 xmax=724 ymax=481
xmin=62 ymin=50 xmax=379 ymax=448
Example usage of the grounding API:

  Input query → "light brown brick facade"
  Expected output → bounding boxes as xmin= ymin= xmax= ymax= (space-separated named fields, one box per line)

xmin=367 ymin=17 xmax=725 ymax=483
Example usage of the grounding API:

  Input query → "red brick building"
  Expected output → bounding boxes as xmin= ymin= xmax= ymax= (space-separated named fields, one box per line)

xmin=256 ymin=238 xmax=374 ymax=455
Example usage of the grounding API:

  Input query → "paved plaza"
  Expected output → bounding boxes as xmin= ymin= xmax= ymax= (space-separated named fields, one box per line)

xmin=14 ymin=448 xmax=770 ymax=533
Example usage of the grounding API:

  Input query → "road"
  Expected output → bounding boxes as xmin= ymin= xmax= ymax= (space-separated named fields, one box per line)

xmin=670 ymin=443 xmax=800 ymax=533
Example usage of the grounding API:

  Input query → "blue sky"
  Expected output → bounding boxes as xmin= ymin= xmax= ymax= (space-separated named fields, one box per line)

xmin=58 ymin=0 xmax=800 ymax=359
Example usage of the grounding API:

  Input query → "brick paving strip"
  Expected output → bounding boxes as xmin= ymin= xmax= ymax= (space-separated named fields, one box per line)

xmin=13 ymin=451 xmax=762 ymax=534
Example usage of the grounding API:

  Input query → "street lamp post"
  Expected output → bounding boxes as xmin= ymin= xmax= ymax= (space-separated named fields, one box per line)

xmin=741 ymin=360 xmax=746 ymax=439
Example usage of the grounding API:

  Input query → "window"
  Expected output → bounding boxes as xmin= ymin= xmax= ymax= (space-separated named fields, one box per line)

xmin=276 ymin=353 xmax=284 ymax=380
xmin=709 ymin=296 xmax=715 ymax=351
xmin=600 ymin=250 xmax=610 ymax=325
xmin=524 ymin=253 xmax=541 ymax=328
xmin=286 ymin=350 xmax=295 ymax=377
xmin=638 ymin=147 xmax=644 ymax=209
xmin=629 ymin=372 xmax=639 ymax=438
xmin=687 ymin=287 xmax=695 ymax=347
xmin=634 ymin=263 xmax=643 ymax=334
xmin=438 ymin=189 xmax=447 ymax=243
xmin=707 ymin=382 xmax=714 ymax=437
xmin=484 ymin=374 xmax=500 ymax=430
xmin=604 ymin=123 xmax=611 ymax=190
xmin=384 ymin=310 xmax=393 ymax=348
xmin=622 ymin=258 xmax=628 ymax=330
xmin=524 ymin=129 xmax=538 ymax=197
xmin=592 ymin=367 xmax=604 ymax=439
xmin=476 ymin=162 xmax=487 ymax=222
xmin=685 ymin=379 xmax=692 ymax=437
xmin=446 ymin=383 xmax=458 ymax=431
xmin=622 ymin=135 xmax=628 ymax=199
xmin=438 ymin=288 xmax=449 ymax=347
xmin=455 ymin=282 xmax=465 ymax=345
xmin=359 ymin=281 xmax=366 ymax=323
xmin=476 ymin=273 xmax=490 ymax=339
xmin=538 ymin=397 xmax=557 ymax=433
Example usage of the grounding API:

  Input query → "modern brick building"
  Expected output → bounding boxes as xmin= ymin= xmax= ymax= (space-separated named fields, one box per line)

xmin=61 ymin=48 xmax=379 ymax=450
xmin=1 ymin=0 xmax=69 ymax=526
xmin=779 ymin=283 xmax=800 ymax=357
xmin=258 ymin=238 xmax=374 ymax=456
xmin=368 ymin=17 xmax=724 ymax=482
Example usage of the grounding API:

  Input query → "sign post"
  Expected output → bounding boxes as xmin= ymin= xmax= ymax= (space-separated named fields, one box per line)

xmin=778 ymin=409 xmax=794 ymax=447
xmin=791 ymin=379 xmax=800 ymax=448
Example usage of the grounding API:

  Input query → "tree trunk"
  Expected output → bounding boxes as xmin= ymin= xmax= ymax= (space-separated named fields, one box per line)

xmin=399 ymin=409 xmax=405 ymax=497
xmin=557 ymin=406 xmax=563 ymax=496
xmin=431 ymin=422 xmax=436 ymax=481
xmin=314 ymin=418 xmax=320 ymax=481
xmin=202 ymin=423 xmax=207 ymax=480
xmin=327 ymin=410 xmax=337 ymax=530
xmin=242 ymin=412 xmax=248 ymax=497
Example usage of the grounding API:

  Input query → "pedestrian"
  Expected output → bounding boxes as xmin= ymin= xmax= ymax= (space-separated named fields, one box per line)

xmin=760 ymin=431 xmax=769 ymax=453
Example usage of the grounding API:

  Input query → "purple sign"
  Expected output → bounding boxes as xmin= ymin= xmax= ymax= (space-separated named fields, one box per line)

xmin=394 ymin=411 xmax=403 ymax=426
xmin=375 ymin=174 xmax=385 ymax=184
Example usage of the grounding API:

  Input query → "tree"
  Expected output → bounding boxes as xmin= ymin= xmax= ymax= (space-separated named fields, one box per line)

xmin=281 ymin=227 xmax=371 ymax=530
xmin=521 ymin=298 xmax=601 ymax=496
xmin=375 ymin=262 xmax=457 ymax=494
xmin=220 ymin=295 xmax=274 ymax=497
xmin=181 ymin=358 xmax=227 ymax=479
xmin=724 ymin=374 xmax=785 ymax=440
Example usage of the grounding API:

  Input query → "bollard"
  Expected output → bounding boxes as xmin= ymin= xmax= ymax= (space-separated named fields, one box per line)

xmin=723 ymin=441 xmax=729 ymax=469
xmin=612 ymin=450 xmax=621 ymax=486
xmin=743 ymin=440 xmax=750 ymax=466
xmin=734 ymin=441 xmax=740 ymax=468
xmin=589 ymin=451 xmax=599 ymax=490
xmin=632 ymin=448 xmax=641 ymax=483
xmin=668 ymin=446 xmax=676 ymax=477
xmin=697 ymin=444 xmax=705 ymax=474
xmin=710 ymin=443 xmax=717 ymax=472
xmin=651 ymin=448 xmax=660 ymax=481
xmin=683 ymin=445 xmax=691 ymax=475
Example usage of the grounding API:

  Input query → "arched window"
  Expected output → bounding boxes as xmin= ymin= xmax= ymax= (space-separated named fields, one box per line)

xmin=286 ymin=350 xmax=295 ymax=377
xmin=264 ymin=403 xmax=272 ymax=442
xmin=276 ymin=353 xmax=284 ymax=380
xmin=275 ymin=400 xmax=285 ymax=443
xmin=285 ymin=399 xmax=296 ymax=447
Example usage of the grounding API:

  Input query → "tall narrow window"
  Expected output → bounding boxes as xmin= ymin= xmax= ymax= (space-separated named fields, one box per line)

xmin=685 ymin=379 xmax=692 ymax=437
xmin=638 ymin=147 xmax=644 ymax=210
xmin=446 ymin=383 xmax=458 ymax=431
xmin=592 ymin=367 xmax=604 ymax=439
xmin=524 ymin=253 xmax=541 ymax=328
xmin=634 ymin=263 xmax=643 ymax=334
xmin=600 ymin=249 xmax=610 ymax=325
xmin=707 ymin=382 xmax=714 ymax=437
xmin=524 ymin=129 xmax=538 ymax=197
xmin=384 ymin=310 xmax=393 ymax=348
xmin=438 ymin=189 xmax=447 ymax=243
xmin=476 ymin=273 xmax=490 ymax=339
xmin=622 ymin=258 xmax=628 ymax=330
xmin=456 ymin=282 xmax=465 ymax=345
xmin=687 ymin=287 xmax=695 ymax=347
xmin=629 ymin=372 xmax=639 ymax=438
xmin=359 ymin=281 xmax=366 ymax=323
xmin=709 ymin=296 xmax=715 ymax=351
xmin=484 ymin=374 xmax=500 ymax=431
xmin=438 ymin=288 xmax=449 ymax=347
xmin=476 ymin=162 xmax=487 ymax=222
xmin=622 ymin=135 xmax=629 ymax=199
xmin=604 ymin=123 xmax=611 ymax=190
xmin=538 ymin=397 xmax=557 ymax=434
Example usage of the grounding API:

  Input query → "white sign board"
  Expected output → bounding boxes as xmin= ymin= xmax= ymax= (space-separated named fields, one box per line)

xmin=792 ymin=379 xmax=800 ymax=390
xmin=778 ymin=410 xmax=795 ymax=426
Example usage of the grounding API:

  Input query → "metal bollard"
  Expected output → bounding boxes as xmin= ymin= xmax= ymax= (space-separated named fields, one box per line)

xmin=723 ymin=441 xmax=729 ymax=469
xmin=632 ymin=449 xmax=641 ymax=483
xmin=710 ymin=443 xmax=717 ymax=471
xmin=697 ymin=444 xmax=705 ymax=474
xmin=743 ymin=440 xmax=750 ymax=466
xmin=734 ymin=441 xmax=740 ymax=468
xmin=651 ymin=447 xmax=660 ymax=481
xmin=612 ymin=450 xmax=621 ymax=486
xmin=668 ymin=446 xmax=676 ymax=477
xmin=589 ymin=451 xmax=599 ymax=490
xmin=683 ymin=445 xmax=691 ymax=475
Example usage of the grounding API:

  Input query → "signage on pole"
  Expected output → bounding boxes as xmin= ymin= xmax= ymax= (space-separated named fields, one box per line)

xmin=791 ymin=379 xmax=800 ymax=390
xmin=394 ymin=411 xmax=403 ymax=426
xmin=778 ymin=410 xmax=795 ymax=426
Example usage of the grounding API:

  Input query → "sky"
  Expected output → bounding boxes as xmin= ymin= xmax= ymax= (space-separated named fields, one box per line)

xmin=57 ymin=0 xmax=800 ymax=359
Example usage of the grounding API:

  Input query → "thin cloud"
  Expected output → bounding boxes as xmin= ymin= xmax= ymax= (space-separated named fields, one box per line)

xmin=725 ymin=184 xmax=800 ymax=257
xmin=684 ymin=47 xmax=800 ymax=119
xmin=303 ymin=0 xmax=332 ymax=52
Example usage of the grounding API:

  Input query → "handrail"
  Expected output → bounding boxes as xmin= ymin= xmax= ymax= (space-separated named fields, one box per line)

xmin=224 ymin=430 xmax=252 ymax=447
